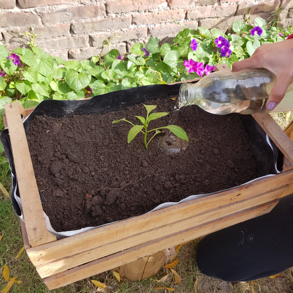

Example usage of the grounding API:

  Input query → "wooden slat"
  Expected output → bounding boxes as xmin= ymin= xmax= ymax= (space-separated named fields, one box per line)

xmin=4 ymin=103 xmax=57 ymax=247
xmin=36 ymin=186 xmax=286 ymax=278
xmin=27 ymin=170 xmax=293 ymax=267
xmin=252 ymin=112 xmax=293 ymax=166
xmin=44 ymin=201 xmax=277 ymax=290
xmin=20 ymin=220 xmax=30 ymax=250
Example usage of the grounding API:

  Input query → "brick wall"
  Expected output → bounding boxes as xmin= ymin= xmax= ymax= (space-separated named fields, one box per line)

xmin=0 ymin=0 xmax=291 ymax=60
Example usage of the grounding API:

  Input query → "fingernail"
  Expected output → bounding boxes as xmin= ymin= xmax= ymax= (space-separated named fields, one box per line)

xmin=267 ymin=102 xmax=277 ymax=111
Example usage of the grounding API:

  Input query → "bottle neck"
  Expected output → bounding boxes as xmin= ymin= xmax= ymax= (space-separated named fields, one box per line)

xmin=178 ymin=83 xmax=202 ymax=109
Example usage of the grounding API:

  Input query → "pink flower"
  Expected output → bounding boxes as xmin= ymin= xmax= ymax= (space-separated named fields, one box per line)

xmin=190 ymin=39 xmax=198 ymax=51
xmin=204 ymin=64 xmax=215 ymax=75
xmin=279 ymin=33 xmax=284 ymax=36
xmin=184 ymin=59 xmax=204 ymax=76
xmin=117 ymin=53 xmax=121 ymax=60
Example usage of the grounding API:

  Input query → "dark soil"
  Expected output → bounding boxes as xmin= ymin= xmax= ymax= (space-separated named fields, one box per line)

xmin=27 ymin=98 xmax=258 ymax=232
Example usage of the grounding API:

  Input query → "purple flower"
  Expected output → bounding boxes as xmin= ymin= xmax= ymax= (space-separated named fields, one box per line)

xmin=89 ymin=88 xmax=93 ymax=94
xmin=7 ymin=53 xmax=22 ymax=67
xmin=251 ymin=26 xmax=263 ymax=36
xmin=142 ymin=48 xmax=150 ymax=57
xmin=0 ymin=69 xmax=6 ymax=77
xmin=204 ymin=64 xmax=215 ymax=75
xmin=117 ymin=53 xmax=121 ymax=60
xmin=221 ymin=46 xmax=231 ymax=58
xmin=215 ymin=36 xmax=230 ymax=48
xmin=184 ymin=59 xmax=204 ymax=76
xmin=190 ymin=39 xmax=198 ymax=51
xmin=279 ymin=33 xmax=284 ymax=36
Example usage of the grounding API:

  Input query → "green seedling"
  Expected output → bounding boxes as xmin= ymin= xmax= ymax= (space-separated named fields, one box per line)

xmin=112 ymin=104 xmax=189 ymax=149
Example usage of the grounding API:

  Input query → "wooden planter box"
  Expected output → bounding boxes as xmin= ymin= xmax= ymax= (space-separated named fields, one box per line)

xmin=4 ymin=66 xmax=293 ymax=290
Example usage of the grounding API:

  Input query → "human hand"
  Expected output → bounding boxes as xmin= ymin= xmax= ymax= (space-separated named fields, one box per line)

xmin=232 ymin=39 xmax=293 ymax=111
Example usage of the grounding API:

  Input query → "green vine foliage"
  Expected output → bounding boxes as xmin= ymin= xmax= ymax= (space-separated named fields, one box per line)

xmin=0 ymin=17 xmax=292 ymax=114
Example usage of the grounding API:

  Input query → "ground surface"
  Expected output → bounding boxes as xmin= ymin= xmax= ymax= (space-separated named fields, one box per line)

xmin=27 ymin=98 xmax=258 ymax=232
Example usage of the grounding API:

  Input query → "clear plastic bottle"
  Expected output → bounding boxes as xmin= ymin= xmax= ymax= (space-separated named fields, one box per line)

xmin=177 ymin=68 xmax=293 ymax=115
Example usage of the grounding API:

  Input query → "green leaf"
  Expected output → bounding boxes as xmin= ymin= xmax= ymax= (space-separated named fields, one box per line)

xmin=65 ymin=92 xmax=77 ymax=100
xmin=148 ymin=112 xmax=169 ymax=123
xmin=32 ymin=82 xmax=50 ymax=97
xmin=52 ymin=92 xmax=64 ymax=100
xmin=27 ymin=90 xmax=40 ymax=102
xmin=127 ymin=125 xmax=144 ymax=143
xmin=90 ymin=65 xmax=104 ymax=78
xmin=0 ymin=45 xmax=8 ymax=60
xmin=112 ymin=60 xmax=128 ymax=77
xmin=53 ymin=67 xmax=67 ymax=79
xmin=144 ymin=104 xmax=157 ymax=115
xmin=232 ymin=21 xmax=247 ymax=33
xmin=34 ymin=56 xmax=54 ymax=77
xmin=16 ymin=80 xmax=32 ymax=95
xmin=32 ymin=46 xmax=48 ymax=58
xmin=0 ymin=77 xmax=7 ymax=91
xmin=0 ymin=60 xmax=17 ymax=75
xmin=56 ymin=81 xmax=71 ymax=94
xmin=17 ymin=48 xmax=36 ymax=67
xmin=173 ymin=29 xmax=190 ymax=45
xmin=135 ymin=116 xmax=146 ymax=125
xmin=91 ymin=80 xmax=107 ymax=95
xmin=246 ymin=40 xmax=260 ymax=56
xmin=254 ymin=17 xmax=266 ymax=28
xmin=91 ymin=56 xmax=100 ymax=63
xmin=145 ymin=37 xmax=160 ymax=54
xmin=64 ymin=60 xmax=82 ymax=71
xmin=163 ymin=50 xmax=179 ymax=69
xmin=164 ymin=125 xmax=189 ymax=141
xmin=160 ymin=43 xmax=171 ymax=57
xmin=131 ymin=43 xmax=145 ymax=56
xmin=0 ymin=96 xmax=12 ymax=110
xmin=65 ymin=69 xmax=91 ymax=91
xmin=50 ymin=80 xmax=58 ymax=91
xmin=22 ymin=100 xmax=39 ymax=109
xmin=211 ymin=28 xmax=224 ymax=38
xmin=177 ymin=44 xmax=190 ymax=58
xmin=231 ymin=34 xmax=244 ymax=47
xmin=23 ymin=67 xmax=38 ymax=83
xmin=76 ymin=90 xmax=85 ymax=99
xmin=54 ymin=56 xmax=66 ymax=65
xmin=104 ymin=49 xmax=120 ymax=67
xmin=5 ymin=88 xmax=15 ymax=97
xmin=198 ymin=27 xmax=211 ymax=37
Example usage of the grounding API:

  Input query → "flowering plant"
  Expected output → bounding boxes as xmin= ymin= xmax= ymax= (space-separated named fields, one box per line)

xmin=0 ymin=17 xmax=291 ymax=113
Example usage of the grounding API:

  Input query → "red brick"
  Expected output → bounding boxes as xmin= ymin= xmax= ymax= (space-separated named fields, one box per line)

xmin=42 ymin=5 xmax=106 ymax=25
xmin=197 ymin=0 xmax=217 ymax=5
xmin=199 ymin=15 xmax=244 ymax=31
xmin=133 ymin=10 xmax=186 ymax=25
xmin=71 ymin=16 xmax=132 ymax=34
xmin=289 ymin=8 xmax=293 ymax=18
xmin=106 ymin=0 xmax=166 ymax=14
xmin=188 ymin=5 xmax=237 ymax=19
xmin=18 ymin=0 xmax=78 ymax=9
xmin=68 ymin=43 xmax=127 ymax=60
xmin=3 ymin=24 xmax=70 ymax=48
xmin=36 ymin=35 xmax=89 ymax=50
xmin=0 ymin=12 xmax=40 ymax=29
xmin=220 ymin=0 xmax=239 ymax=2
xmin=0 ymin=0 xmax=16 ymax=9
xmin=149 ymin=22 xmax=198 ymax=38
xmin=237 ymin=1 xmax=281 ymax=15
xmin=90 ymin=27 xmax=147 ymax=48
xmin=281 ymin=0 xmax=293 ymax=9
xmin=168 ymin=0 xmax=196 ymax=9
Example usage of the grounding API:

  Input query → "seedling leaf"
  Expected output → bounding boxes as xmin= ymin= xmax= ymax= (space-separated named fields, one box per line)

xmin=112 ymin=118 xmax=127 ymax=124
xmin=3 ymin=265 xmax=9 ymax=281
xmin=128 ymin=125 xmax=144 ymax=143
xmin=164 ymin=125 xmax=189 ymax=141
xmin=170 ymin=268 xmax=181 ymax=284
xmin=91 ymin=280 xmax=107 ymax=288
xmin=135 ymin=115 xmax=146 ymax=125
xmin=112 ymin=270 xmax=121 ymax=282
xmin=144 ymin=104 xmax=157 ymax=115
xmin=148 ymin=112 xmax=169 ymax=123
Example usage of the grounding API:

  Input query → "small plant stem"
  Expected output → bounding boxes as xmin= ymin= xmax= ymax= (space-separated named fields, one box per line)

xmin=146 ymin=132 xmax=159 ymax=148
xmin=144 ymin=126 xmax=148 ymax=149
xmin=148 ymin=126 xmax=166 ymax=133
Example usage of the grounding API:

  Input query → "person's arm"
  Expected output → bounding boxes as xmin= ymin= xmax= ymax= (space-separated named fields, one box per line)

xmin=232 ymin=34 xmax=293 ymax=111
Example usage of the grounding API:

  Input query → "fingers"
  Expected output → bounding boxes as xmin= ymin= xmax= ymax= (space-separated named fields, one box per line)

xmin=266 ymin=74 xmax=293 ymax=110
xmin=232 ymin=55 xmax=261 ymax=72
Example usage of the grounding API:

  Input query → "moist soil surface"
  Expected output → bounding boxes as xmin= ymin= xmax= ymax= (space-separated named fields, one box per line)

xmin=27 ymin=98 xmax=258 ymax=232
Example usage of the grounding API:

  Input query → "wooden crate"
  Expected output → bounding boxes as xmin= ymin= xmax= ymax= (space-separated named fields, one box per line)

xmin=4 ymin=76 xmax=293 ymax=290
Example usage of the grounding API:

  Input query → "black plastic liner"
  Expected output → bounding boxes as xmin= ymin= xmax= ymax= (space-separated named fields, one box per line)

xmin=1 ymin=82 xmax=283 ymax=236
